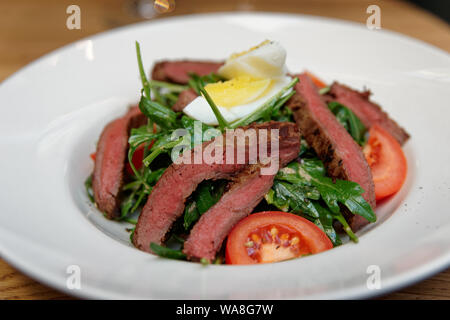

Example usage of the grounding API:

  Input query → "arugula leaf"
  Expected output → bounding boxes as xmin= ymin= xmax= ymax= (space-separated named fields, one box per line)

xmin=333 ymin=210 xmax=358 ymax=243
xmin=264 ymin=189 xmax=289 ymax=212
xmin=149 ymin=80 xmax=188 ymax=93
xmin=286 ymin=160 xmax=376 ymax=223
xmin=120 ymin=169 xmax=166 ymax=220
xmin=120 ymin=162 xmax=154 ymax=219
xmin=150 ymin=243 xmax=186 ymax=260
xmin=139 ymin=116 xmax=218 ymax=169
xmin=183 ymin=180 xmax=226 ymax=229
xmin=136 ymin=41 xmax=185 ymax=109
xmin=146 ymin=167 xmax=166 ymax=185
xmin=310 ymin=202 xmax=342 ymax=246
xmin=267 ymin=151 xmax=376 ymax=244
xmin=135 ymin=41 xmax=151 ymax=99
xmin=121 ymin=127 xmax=166 ymax=219
xmin=196 ymin=182 xmax=219 ymax=213
xmin=270 ymin=181 xmax=320 ymax=217
xmin=328 ymin=101 xmax=367 ymax=146
xmin=270 ymin=92 xmax=295 ymax=122
xmin=183 ymin=202 xmax=199 ymax=231
xmin=129 ymin=127 xmax=161 ymax=148
xmin=143 ymin=136 xmax=182 ymax=167
xmin=139 ymin=95 xmax=178 ymax=130
xmin=180 ymin=115 xmax=218 ymax=148
xmin=128 ymin=126 xmax=161 ymax=182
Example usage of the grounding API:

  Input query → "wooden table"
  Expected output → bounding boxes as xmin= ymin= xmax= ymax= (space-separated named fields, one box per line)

xmin=0 ymin=0 xmax=449 ymax=300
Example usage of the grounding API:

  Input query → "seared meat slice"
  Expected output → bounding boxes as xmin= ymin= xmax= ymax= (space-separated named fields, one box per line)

xmin=172 ymin=88 xmax=197 ymax=112
xmin=329 ymin=83 xmax=410 ymax=145
xmin=183 ymin=139 xmax=300 ymax=262
xmin=288 ymin=73 xmax=375 ymax=230
xmin=151 ymin=60 xmax=223 ymax=84
xmin=92 ymin=106 xmax=146 ymax=219
xmin=133 ymin=121 xmax=300 ymax=253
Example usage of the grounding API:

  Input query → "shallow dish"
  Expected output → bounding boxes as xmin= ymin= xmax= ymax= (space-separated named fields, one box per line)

xmin=0 ymin=12 xmax=449 ymax=299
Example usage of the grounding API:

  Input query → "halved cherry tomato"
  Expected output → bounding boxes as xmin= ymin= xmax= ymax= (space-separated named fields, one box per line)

xmin=126 ymin=123 xmax=157 ymax=175
xmin=305 ymin=71 xmax=327 ymax=89
xmin=225 ymin=211 xmax=333 ymax=265
xmin=125 ymin=144 xmax=146 ymax=175
xmin=363 ymin=124 xmax=407 ymax=200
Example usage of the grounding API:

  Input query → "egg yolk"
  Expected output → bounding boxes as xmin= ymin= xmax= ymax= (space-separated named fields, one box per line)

xmin=204 ymin=76 xmax=272 ymax=108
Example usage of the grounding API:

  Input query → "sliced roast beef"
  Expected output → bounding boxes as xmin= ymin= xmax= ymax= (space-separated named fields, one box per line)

xmin=329 ymin=83 xmax=410 ymax=145
xmin=151 ymin=60 xmax=223 ymax=84
xmin=92 ymin=106 xmax=146 ymax=219
xmin=183 ymin=140 xmax=300 ymax=261
xmin=288 ymin=73 xmax=375 ymax=230
xmin=172 ymin=88 xmax=197 ymax=112
xmin=133 ymin=121 xmax=300 ymax=253
xmin=183 ymin=165 xmax=275 ymax=261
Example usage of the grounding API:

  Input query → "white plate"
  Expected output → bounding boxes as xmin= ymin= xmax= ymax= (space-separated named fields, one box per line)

xmin=0 ymin=13 xmax=449 ymax=300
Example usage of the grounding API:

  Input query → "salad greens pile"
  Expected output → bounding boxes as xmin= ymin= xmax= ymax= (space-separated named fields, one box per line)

xmin=119 ymin=42 xmax=298 ymax=224
xmin=87 ymin=42 xmax=376 ymax=259
xmin=265 ymin=147 xmax=375 ymax=245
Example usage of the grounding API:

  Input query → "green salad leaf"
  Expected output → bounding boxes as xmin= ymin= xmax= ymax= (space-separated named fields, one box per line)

xmin=135 ymin=41 xmax=151 ymax=99
xmin=138 ymin=95 xmax=178 ymax=130
xmin=150 ymin=243 xmax=186 ymax=260
xmin=328 ymin=101 xmax=367 ymax=146
xmin=278 ymin=160 xmax=376 ymax=223
xmin=266 ymin=151 xmax=376 ymax=245
xmin=269 ymin=181 xmax=320 ymax=217
xmin=183 ymin=180 xmax=226 ymax=230
xmin=148 ymin=80 xmax=188 ymax=93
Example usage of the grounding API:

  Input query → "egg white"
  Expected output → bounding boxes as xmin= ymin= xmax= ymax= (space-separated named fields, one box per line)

xmin=218 ymin=41 xmax=287 ymax=79
xmin=183 ymin=76 xmax=293 ymax=125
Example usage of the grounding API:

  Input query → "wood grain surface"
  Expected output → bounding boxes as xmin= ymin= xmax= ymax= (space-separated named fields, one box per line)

xmin=0 ymin=0 xmax=449 ymax=300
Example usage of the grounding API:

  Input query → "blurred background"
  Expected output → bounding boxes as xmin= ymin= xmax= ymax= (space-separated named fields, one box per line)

xmin=0 ymin=0 xmax=449 ymax=83
xmin=0 ymin=0 xmax=449 ymax=300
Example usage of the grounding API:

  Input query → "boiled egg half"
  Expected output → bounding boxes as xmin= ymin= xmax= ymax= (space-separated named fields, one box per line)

xmin=183 ymin=40 xmax=293 ymax=125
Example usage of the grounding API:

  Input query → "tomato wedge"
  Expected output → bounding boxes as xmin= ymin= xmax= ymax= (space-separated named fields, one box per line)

xmin=363 ymin=124 xmax=407 ymax=200
xmin=225 ymin=211 xmax=333 ymax=265
xmin=305 ymin=71 xmax=327 ymax=89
